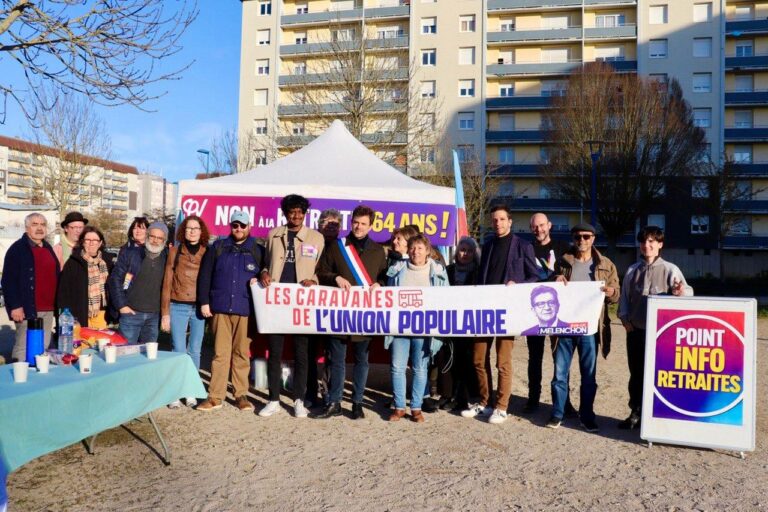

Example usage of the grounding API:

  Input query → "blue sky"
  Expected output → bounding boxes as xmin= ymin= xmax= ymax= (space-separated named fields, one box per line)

xmin=0 ymin=1 xmax=242 ymax=183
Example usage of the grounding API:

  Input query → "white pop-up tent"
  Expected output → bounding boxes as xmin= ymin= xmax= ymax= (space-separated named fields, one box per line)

xmin=179 ymin=119 xmax=455 ymax=204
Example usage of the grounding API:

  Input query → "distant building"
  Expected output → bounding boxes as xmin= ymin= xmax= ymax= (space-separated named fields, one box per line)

xmin=137 ymin=173 xmax=178 ymax=219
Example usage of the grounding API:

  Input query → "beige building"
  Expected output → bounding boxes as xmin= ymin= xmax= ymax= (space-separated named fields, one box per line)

xmin=239 ymin=0 xmax=768 ymax=275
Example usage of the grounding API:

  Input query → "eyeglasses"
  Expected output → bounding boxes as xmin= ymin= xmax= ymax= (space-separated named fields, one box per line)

xmin=148 ymin=235 xmax=165 ymax=242
xmin=533 ymin=300 xmax=558 ymax=309
xmin=323 ymin=222 xmax=340 ymax=228
xmin=83 ymin=238 xmax=102 ymax=244
xmin=185 ymin=227 xmax=201 ymax=232
xmin=230 ymin=222 xmax=248 ymax=230
xmin=573 ymin=234 xmax=593 ymax=241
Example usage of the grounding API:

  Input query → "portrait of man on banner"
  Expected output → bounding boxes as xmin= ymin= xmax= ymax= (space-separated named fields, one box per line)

xmin=522 ymin=285 xmax=586 ymax=336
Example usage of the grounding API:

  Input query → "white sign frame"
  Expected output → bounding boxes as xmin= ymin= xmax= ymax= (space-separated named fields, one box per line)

xmin=641 ymin=296 xmax=757 ymax=453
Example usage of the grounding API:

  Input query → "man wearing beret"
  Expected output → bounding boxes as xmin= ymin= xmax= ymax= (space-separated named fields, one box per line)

xmin=549 ymin=223 xmax=620 ymax=432
xmin=54 ymin=211 xmax=88 ymax=268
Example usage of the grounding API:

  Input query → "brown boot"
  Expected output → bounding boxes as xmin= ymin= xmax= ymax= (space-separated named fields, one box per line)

xmin=389 ymin=409 xmax=406 ymax=422
xmin=411 ymin=409 xmax=425 ymax=423
xmin=235 ymin=395 xmax=254 ymax=411
xmin=196 ymin=398 xmax=222 ymax=412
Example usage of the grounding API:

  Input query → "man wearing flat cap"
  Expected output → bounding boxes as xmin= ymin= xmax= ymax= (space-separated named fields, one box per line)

xmin=54 ymin=211 xmax=88 ymax=268
xmin=548 ymin=223 xmax=619 ymax=433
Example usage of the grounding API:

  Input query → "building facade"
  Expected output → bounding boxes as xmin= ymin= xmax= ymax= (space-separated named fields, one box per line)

xmin=239 ymin=0 xmax=768 ymax=276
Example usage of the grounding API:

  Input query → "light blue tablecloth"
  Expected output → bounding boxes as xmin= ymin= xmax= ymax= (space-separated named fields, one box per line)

xmin=0 ymin=350 xmax=206 ymax=506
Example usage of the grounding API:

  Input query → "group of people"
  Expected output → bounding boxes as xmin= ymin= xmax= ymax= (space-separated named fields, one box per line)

xmin=1 ymin=195 xmax=692 ymax=432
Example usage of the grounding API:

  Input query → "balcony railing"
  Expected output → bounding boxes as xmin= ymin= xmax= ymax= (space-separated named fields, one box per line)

xmin=486 ymin=95 xmax=555 ymax=109
xmin=487 ymin=163 xmax=541 ymax=176
xmin=494 ymin=196 xmax=581 ymax=211
xmin=722 ymin=235 xmax=768 ymax=249
xmin=724 ymin=126 xmax=768 ymax=142
xmin=279 ymin=67 xmax=409 ymax=86
xmin=726 ymin=18 xmax=768 ymax=34
xmin=488 ymin=0 xmax=636 ymax=9
xmin=584 ymin=24 xmax=637 ymax=39
xmin=724 ymin=200 xmax=768 ymax=212
xmin=727 ymin=162 xmax=768 ymax=176
xmin=487 ymin=59 xmax=635 ymax=76
xmin=486 ymin=129 xmax=550 ymax=143
xmin=278 ymin=101 xmax=402 ymax=116
xmin=277 ymin=132 xmax=406 ymax=147
xmin=724 ymin=90 xmax=768 ymax=105
xmin=725 ymin=54 xmax=768 ymax=69
xmin=488 ymin=27 xmax=581 ymax=43
xmin=281 ymin=3 xmax=409 ymax=26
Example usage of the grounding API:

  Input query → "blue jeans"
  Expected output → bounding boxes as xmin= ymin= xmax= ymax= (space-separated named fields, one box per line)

xmin=328 ymin=337 xmax=369 ymax=404
xmin=551 ymin=335 xmax=597 ymax=422
xmin=390 ymin=337 xmax=430 ymax=410
xmin=119 ymin=311 xmax=160 ymax=344
xmin=170 ymin=302 xmax=205 ymax=370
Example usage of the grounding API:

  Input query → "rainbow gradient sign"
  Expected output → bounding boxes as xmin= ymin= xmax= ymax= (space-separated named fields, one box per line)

xmin=641 ymin=297 xmax=756 ymax=453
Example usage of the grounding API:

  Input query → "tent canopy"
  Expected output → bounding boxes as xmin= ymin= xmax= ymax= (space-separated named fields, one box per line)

xmin=179 ymin=120 xmax=455 ymax=204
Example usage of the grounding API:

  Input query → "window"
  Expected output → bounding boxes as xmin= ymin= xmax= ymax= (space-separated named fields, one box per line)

xmin=595 ymin=46 xmax=625 ymax=61
xmin=255 ymin=59 xmax=269 ymax=75
xmin=497 ymin=50 xmax=513 ymax=65
xmin=330 ymin=0 xmax=354 ymax=11
xmin=693 ymin=108 xmax=711 ymax=127
xmin=498 ymin=182 xmax=515 ymax=196
xmin=542 ymin=15 xmax=569 ymax=30
xmin=332 ymin=28 xmax=355 ymax=42
xmin=736 ymin=41 xmax=754 ymax=57
xmin=420 ymin=147 xmax=435 ymax=163
xmin=459 ymin=47 xmax=476 ymax=65
xmin=421 ymin=17 xmax=437 ymax=34
xmin=296 ymin=2 xmax=308 ymax=14
xmin=259 ymin=1 xmax=271 ymax=15
xmin=734 ymin=110 xmax=753 ymax=128
xmin=460 ymin=15 xmax=476 ymax=33
xmin=698 ymin=143 xmax=712 ymax=163
xmin=499 ymin=148 xmax=515 ymax=164
xmin=734 ymin=5 xmax=753 ymax=20
xmin=647 ymin=214 xmax=666 ymax=230
xmin=421 ymin=49 xmax=436 ymax=66
xmin=422 ymin=0 xmax=436 ymax=3
xmin=728 ymin=217 xmax=752 ymax=235
xmin=500 ymin=18 xmax=515 ymax=32
xmin=735 ymin=75 xmax=754 ymax=92
xmin=542 ymin=48 xmax=569 ymax=63
xmin=255 ymin=150 xmax=267 ymax=166
xmin=500 ymin=83 xmax=514 ymax=97
xmin=734 ymin=180 xmax=753 ymax=199
xmin=691 ymin=215 xmax=709 ymax=234
xmin=541 ymin=80 xmax=565 ymax=96
xmin=377 ymin=26 xmax=403 ymax=39
xmin=499 ymin=114 xmax=515 ymax=130
xmin=420 ymin=80 xmax=436 ymax=98
xmin=459 ymin=79 xmax=475 ymax=97
xmin=649 ymin=39 xmax=668 ymax=58
xmin=692 ymin=180 xmax=710 ymax=198
xmin=253 ymin=119 xmax=267 ymax=135
xmin=458 ymin=112 xmax=475 ymax=130
xmin=649 ymin=5 xmax=668 ymax=25
xmin=292 ymin=122 xmax=305 ymax=135
xmin=253 ymin=89 xmax=268 ymax=106
xmin=596 ymin=14 xmax=625 ymax=27
xmin=693 ymin=3 xmax=712 ymax=23
xmin=692 ymin=73 xmax=711 ymax=92
xmin=733 ymin=145 xmax=753 ymax=163
xmin=294 ymin=62 xmax=307 ymax=75
xmin=257 ymin=29 xmax=270 ymax=45
xmin=421 ymin=112 xmax=436 ymax=130
xmin=457 ymin=145 xmax=475 ymax=163
xmin=295 ymin=32 xmax=307 ymax=44
xmin=691 ymin=38 xmax=712 ymax=58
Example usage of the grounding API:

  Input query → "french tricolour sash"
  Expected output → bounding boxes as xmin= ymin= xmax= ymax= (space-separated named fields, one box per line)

xmin=338 ymin=238 xmax=373 ymax=287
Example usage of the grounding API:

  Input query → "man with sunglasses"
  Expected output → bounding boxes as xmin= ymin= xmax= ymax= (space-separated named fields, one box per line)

xmin=196 ymin=211 xmax=265 ymax=413
xmin=548 ymin=223 xmax=619 ymax=432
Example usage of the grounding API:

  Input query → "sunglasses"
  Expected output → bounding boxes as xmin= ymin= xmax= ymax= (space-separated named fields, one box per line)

xmin=230 ymin=222 xmax=248 ymax=229
xmin=573 ymin=234 xmax=594 ymax=241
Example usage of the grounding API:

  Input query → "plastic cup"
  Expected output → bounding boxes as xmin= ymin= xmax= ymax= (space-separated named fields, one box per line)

xmin=35 ymin=354 xmax=50 ymax=374
xmin=145 ymin=342 xmax=158 ymax=360
xmin=97 ymin=338 xmax=110 ymax=351
xmin=12 ymin=362 xmax=29 ymax=383
xmin=79 ymin=354 xmax=93 ymax=374
xmin=105 ymin=345 xmax=117 ymax=364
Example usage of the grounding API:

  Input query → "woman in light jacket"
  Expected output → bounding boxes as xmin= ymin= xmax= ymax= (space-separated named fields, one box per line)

xmin=385 ymin=234 xmax=449 ymax=423
xmin=160 ymin=215 xmax=209 ymax=408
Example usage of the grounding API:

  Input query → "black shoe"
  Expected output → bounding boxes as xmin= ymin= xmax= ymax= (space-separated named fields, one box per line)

xmin=438 ymin=397 xmax=458 ymax=411
xmin=522 ymin=400 xmax=539 ymax=414
xmin=311 ymin=402 xmax=342 ymax=419
xmin=421 ymin=397 xmax=438 ymax=413
xmin=564 ymin=401 xmax=579 ymax=418
xmin=351 ymin=403 xmax=365 ymax=420
xmin=580 ymin=418 xmax=599 ymax=433
xmin=545 ymin=417 xmax=562 ymax=429
xmin=618 ymin=411 xmax=641 ymax=430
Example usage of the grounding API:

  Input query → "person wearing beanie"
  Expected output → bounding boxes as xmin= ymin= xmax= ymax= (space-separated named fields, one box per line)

xmin=107 ymin=220 xmax=169 ymax=344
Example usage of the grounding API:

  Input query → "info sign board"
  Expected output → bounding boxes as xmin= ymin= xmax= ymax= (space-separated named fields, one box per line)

xmin=641 ymin=296 xmax=757 ymax=453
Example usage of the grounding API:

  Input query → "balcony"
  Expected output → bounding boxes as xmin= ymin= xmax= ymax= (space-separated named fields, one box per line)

xmin=487 ymin=164 xmax=541 ymax=176
xmin=281 ymin=8 xmax=363 ymax=26
xmin=277 ymin=132 xmax=406 ymax=147
xmin=486 ymin=129 xmax=550 ymax=143
xmin=280 ymin=40 xmax=357 ymax=56
xmin=486 ymin=95 xmax=555 ymax=110
xmin=364 ymin=5 xmax=409 ymax=20
xmin=722 ymin=235 xmax=768 ymax=250
xmin=488 ymin=0 xmax=636 ymax=9
xmin=365 ymin=35 xmax=408 ymax=50
xmin=487 ymin=27 xmax=581 ymax=43
xmin=725 ymin=54 xmax=768 ymax=70
xmin=6 ymin=191 xmax=29 ymax=200
xmin=487 ymin=59 xmax=635 ymax=76
xmin=724 ymin=200 xmax=768 ymax=213
xmin=494 ymin=196 xmax=580 ymax=211
xmin=278 ymin=101 xmax=402 ymax=117
xmin=724 ymin=126 xmax=768 ymax=142
xmin=724 ymin=90 xmax=768 ymax=105
xmin=728 ymin=162 xmax=768 ymax=176
xmin=726 ymin=18 xmax=768 ymax=35
xmin=584 ymin=24 xmax=637 ymax=39
xmin=7 ymin=154 xmax=31 ymax=164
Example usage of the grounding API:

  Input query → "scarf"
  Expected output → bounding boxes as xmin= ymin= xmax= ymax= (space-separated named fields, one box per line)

xmin=82 ymin=250 xmax=108 ymax=318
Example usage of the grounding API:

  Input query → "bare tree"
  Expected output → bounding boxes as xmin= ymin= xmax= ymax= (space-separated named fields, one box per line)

xmin=203 ymin=126 xmax=280 ymax=175
xmin=0 ymin=0 xmax=197 ymax=123
xmin=542 ymin=62 xmax=706 ymax=251
xmin=89 ymin=206 xmax=127 ymax=248
xmin=27 ymin=86 xmax=111 ymax=219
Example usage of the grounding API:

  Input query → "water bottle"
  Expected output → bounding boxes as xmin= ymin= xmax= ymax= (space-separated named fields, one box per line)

xmin=58 ymin=308 xmax=75 ymax=354
xmin=25 ymin=317 xmax=45 ymax=366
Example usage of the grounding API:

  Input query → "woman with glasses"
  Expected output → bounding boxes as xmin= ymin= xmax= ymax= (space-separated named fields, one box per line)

xmin=57 ymin=226 xmax=114 ymax=329
xmin=161 ymin=215 xmax=210 ymax=408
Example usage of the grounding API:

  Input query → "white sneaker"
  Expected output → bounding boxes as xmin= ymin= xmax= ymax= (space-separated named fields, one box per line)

xmin=185 ymin=397 xmax=197 ymax=407
xmin=258 ymin=400 xmax=282 ymax=417
xmin=489 ymin=409 xmax=508 ymax=424
xmin=167 ymin=400 xmax=182 ymax=409
xmin=294 ymin=399 xmax=308 ymax=418
xmin=461 ymin=403 xmax=493 ymax=418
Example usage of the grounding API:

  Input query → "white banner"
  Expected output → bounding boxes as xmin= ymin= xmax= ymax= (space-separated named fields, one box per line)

xmin=251 ymin=281 xmax=606 ymax=337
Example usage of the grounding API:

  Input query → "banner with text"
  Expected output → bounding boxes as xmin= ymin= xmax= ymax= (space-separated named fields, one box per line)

xmin=641 ymin=296 xmax=756 ymax=453
xmin=251 ymin=281 xmax=605 ymax=337
xmin=181 ymin=195 xmax=456 ymax=245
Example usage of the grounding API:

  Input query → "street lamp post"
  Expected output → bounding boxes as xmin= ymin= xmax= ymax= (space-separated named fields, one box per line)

xmin=196 ymin=149 xmax=210 ymax=175
xmin=585 ymin=140 xmax=604 ymax=226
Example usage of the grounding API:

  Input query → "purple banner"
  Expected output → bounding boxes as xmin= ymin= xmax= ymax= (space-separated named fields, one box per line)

xmin=180 ymin=195 xmax=456 ymax=244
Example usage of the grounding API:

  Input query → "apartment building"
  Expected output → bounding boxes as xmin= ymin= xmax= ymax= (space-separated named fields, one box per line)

xmin=137 ymin=173 xmax=179 ymax=219
xmin=239 ymin=0 xmax=768 ymax=276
